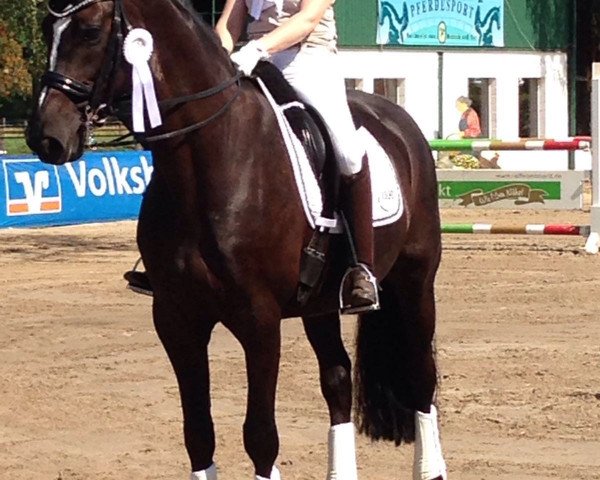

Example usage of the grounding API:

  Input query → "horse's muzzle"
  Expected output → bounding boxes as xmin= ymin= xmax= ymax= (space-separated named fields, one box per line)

xmin=26 ymin=115 xmax=82 ymax=165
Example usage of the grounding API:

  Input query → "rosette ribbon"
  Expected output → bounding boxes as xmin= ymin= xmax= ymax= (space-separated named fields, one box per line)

xmin=123 ymin=28 xmax=163 ymax=133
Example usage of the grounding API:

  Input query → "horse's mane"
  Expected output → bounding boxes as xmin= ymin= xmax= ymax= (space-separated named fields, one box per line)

xmin=172 ymin=0 xmax=207 ymax=26
xmin=170 ymin=0 xmax=227 ymax=51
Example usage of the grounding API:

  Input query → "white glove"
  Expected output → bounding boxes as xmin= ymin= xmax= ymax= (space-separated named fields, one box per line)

xmin=230 ymin=40 xmax=269 ymax=76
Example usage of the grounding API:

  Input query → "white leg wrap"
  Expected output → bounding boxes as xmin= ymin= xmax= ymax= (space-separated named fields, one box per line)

xmin=327 ymin=422 xmax=358 ymax=480
xmin=256 ymin=465 xmax=281 ymax=480
xmin=413 ymin=406 xmax=447 ymax=480
xmin=190 ymin=463 xmax=217 ymax=480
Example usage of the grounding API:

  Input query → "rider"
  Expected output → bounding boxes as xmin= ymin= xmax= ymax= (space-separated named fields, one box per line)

xmin=215 ymin=0 xmax=379 ymax=312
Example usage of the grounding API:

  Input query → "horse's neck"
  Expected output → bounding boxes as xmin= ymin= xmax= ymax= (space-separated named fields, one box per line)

xmin=141 ymin=1 xmax=235 ymax=108
xmin=131 ymin=2 xmax=238 ymax=237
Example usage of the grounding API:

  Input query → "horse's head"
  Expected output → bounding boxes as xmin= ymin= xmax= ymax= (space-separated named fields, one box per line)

xmin=27 ymin=0 xmax=130 ymax=164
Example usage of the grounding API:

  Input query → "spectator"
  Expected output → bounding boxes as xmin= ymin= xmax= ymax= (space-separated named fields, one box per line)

xmin=456 ymin=96 xmax=481 ymax=138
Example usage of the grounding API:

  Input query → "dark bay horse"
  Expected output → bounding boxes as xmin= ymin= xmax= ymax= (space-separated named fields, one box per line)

xmin=27 ymin=1 xmax=446 ymax=478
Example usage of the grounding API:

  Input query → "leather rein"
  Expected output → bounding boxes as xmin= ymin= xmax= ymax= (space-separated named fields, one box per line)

xmin=42 ymin=0 xmax=242 ymax=145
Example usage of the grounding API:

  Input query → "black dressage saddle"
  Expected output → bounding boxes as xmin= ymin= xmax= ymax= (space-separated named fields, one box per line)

xmin=252 ymin=60 xmax=334 ymax=181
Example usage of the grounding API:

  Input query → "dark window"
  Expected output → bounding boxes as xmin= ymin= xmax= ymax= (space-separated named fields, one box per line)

xmin=374 ymin=78 xmax=405 ymax=106
xmin=468 ymin=78 xmax=491 ymax=138
xmin=519 ymin=78 xmax=539 ymax=138
xmin=190 ymin=0 xmax=227 ymax=26
xmin=345 ymin=79 xmax=364 ymax=91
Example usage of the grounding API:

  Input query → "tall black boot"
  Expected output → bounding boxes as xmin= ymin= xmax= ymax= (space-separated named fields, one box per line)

xmin=340 ymin=161 xmax=379 ymax=314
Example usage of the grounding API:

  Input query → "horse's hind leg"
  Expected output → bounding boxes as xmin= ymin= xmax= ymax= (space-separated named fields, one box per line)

xmin=354 ymin=251 xmax=446 ymax=480
xmin=302 ymin=313 xmax=357 ymax=480
xmin=153 ymin=299 xmax=218 ymax=478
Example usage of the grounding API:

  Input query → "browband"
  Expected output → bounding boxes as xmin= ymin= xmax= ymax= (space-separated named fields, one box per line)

xmin=48 ymin=0 xmax=109 ymax=18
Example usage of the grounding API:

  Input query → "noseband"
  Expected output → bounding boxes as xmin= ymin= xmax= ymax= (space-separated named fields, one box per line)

xmin=42 ymin=0 xmax=242 ymax=143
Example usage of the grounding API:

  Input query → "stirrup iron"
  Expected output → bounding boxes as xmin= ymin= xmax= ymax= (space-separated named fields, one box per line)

xmin=339 ymin=263 xmax=380 ymax=314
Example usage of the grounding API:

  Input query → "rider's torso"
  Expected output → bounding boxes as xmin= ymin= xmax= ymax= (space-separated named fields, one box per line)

xmin=246 ymin=0 xmax=337 ymax=52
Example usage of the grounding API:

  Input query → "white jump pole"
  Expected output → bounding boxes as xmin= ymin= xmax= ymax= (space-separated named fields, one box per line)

xmin=586 ymin=63 xmax=600 ymax=254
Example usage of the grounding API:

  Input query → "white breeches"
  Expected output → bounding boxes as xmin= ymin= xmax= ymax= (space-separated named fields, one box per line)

xmin=270 ymin=47 xmax=365 ymax=176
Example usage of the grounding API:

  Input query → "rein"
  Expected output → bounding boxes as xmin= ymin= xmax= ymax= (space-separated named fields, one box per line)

xmin=42 ymin=0 xmax=241 ymax=146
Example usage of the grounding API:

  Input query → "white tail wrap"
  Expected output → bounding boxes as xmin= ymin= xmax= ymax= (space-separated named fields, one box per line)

xmin=190 ymin=463 xmax=217 ymax=480
xmin=256 ymin=465 xmax=281 ymax=480
xmin=123 ymin=28 xmax=163 ymax=133
xmin=413 ymin=406 xmax=447 ymax=480
xmin=327 ymin=422 xmax=358 ymax=480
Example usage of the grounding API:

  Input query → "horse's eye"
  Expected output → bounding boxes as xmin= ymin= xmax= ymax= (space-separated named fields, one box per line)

xmin=81 ymin=26 xmax=102 ymax=43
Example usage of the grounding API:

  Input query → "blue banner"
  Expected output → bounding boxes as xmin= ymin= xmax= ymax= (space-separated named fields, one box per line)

xmin=377 ymin=0 xmax=504 ymax=47
xmin=0 ymin=151 xmax=153 ymax=228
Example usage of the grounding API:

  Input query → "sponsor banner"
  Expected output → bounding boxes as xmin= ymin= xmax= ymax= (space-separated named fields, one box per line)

xmin=377 ymin=0 xmax=504 ymax=47
xmin=1 ymin=151 xmax=153 ymax=228
xmin=437 ymin=170 xmax=585 ymax=210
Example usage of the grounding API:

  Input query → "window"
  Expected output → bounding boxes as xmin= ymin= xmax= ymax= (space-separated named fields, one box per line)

xmin=345 ymin=79 xmax=364 ymax=91
xmin=519 ymin=78 xmax=540 ymax=138
xmin=468 ymin=78 xmax=493 ymax=138
xmin=192 ymin=0 xmax=226 ymax=26
xmin=374 ymin=78 xmax=405 ymax=106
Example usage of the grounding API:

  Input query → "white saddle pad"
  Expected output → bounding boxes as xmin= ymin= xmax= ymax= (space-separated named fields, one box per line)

xmin=257 ymin=78 xmax=404 ymax=231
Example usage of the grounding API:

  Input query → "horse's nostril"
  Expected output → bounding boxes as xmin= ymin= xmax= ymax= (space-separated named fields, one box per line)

xmin=41 ymin=137 xmax=65 ymax=162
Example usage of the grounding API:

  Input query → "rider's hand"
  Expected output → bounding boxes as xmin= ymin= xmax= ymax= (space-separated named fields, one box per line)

xmin=230 ymin=40 xmax=269 ymax=76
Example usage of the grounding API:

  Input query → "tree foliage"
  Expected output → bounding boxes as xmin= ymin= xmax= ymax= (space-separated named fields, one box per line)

xmin=0 ymin=0 xmax=45 ymax=117
xmin=0 ymin=0 xmax=46 ymax=73
xmin=0 ymin=22 xmax=31 ymax=98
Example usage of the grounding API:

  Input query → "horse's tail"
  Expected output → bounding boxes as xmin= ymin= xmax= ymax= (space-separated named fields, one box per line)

xmin=349 ymin=89 xmax=441 ymax=445
xmin=353 ymin=253 xmax=439 ymax=446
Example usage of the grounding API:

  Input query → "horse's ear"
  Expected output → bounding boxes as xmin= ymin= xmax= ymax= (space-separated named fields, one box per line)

xmin=48 ymin=0 xmax=82 ymax=14
xmin=48 ymin=0 xmax=68 ymax=10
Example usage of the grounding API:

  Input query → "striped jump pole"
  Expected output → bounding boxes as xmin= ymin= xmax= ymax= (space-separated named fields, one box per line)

xmin=442 ymin=223 xmax=591 ymax=236
xmin=429 ymin=138 xmax=591 ymax=152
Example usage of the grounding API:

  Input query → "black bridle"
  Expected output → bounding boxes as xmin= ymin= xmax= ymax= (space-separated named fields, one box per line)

xmin=42 ymin=0 xmax=241 ymax=144
xmin=43 ymin=0 xmax=129 ymax=129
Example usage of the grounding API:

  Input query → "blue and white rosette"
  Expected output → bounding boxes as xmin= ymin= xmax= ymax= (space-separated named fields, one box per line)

xmin=123 ymin=28 xmax=163 ymax=133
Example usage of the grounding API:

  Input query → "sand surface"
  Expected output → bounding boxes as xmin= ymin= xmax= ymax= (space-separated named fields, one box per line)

xmin=1 ymin=208 xmax=599 ymax=479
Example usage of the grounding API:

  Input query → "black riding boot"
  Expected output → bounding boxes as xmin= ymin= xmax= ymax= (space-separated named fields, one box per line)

xmin=340 ymin=161 xmax=379 ymax=314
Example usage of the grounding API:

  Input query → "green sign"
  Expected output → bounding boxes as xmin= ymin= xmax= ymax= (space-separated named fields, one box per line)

xmin=438 ymin=181 xmax=561 ymax=207
xmin=436 ymin=171 xmax=584 ymax=210
xmin=377 ymin=0 xmax=504 ymax=47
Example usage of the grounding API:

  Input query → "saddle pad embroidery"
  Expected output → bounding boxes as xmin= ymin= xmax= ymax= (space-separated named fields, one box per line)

xmin=256 ymin=78 xmax=404 ymax=231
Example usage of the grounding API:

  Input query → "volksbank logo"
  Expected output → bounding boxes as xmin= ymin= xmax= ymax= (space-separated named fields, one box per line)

xmin=64 ymin=155 xmax=153 ymax=197
xmin=3 ymin=154 xmax=153 ymax=219
xmin=3 ymin=159 xmax=62 ymax=216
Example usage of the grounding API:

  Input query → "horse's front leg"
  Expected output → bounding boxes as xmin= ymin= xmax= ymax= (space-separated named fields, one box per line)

xmin=302 ymin=313 xmax=357 ymax=480
xmin=153 ymin=297 xmax=218 ymax=479
xmin=224 ymin=306 xmax=282 ymax=480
